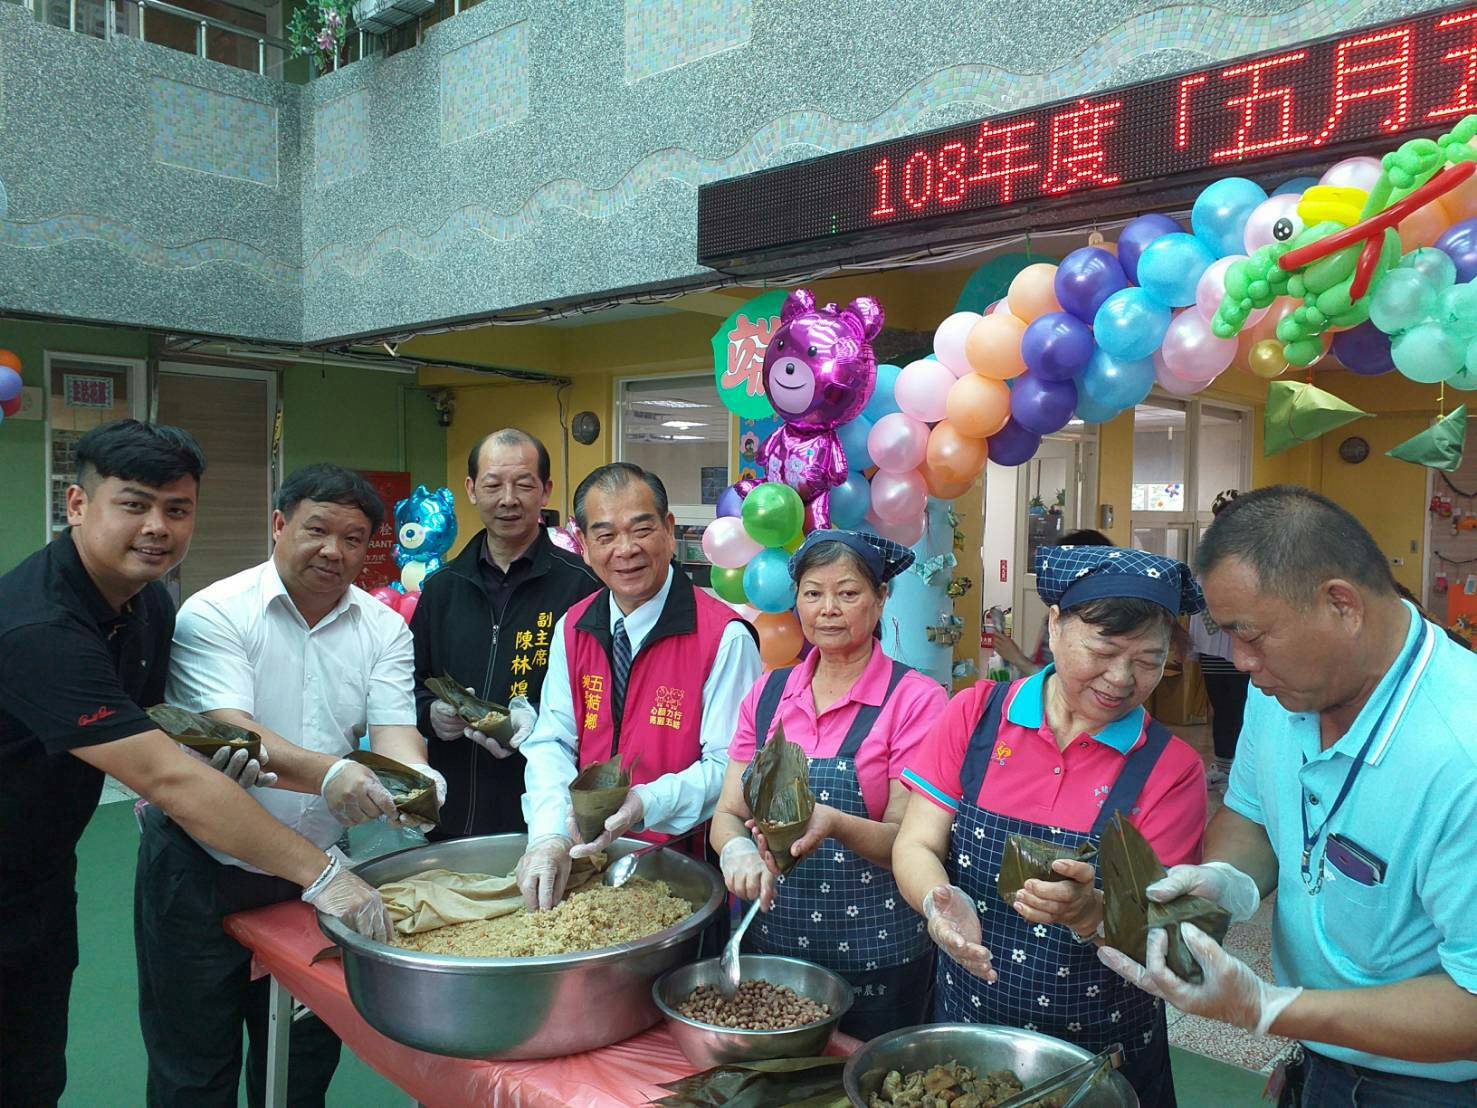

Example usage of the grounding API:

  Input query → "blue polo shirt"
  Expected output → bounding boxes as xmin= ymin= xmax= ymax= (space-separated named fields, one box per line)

xmin=1224 ymin=602 xmax=1477 ymax=1082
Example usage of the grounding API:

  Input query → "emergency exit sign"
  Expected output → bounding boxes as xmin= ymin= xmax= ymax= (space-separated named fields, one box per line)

xmin=698 ymin=7 xmax=1477 ymax=267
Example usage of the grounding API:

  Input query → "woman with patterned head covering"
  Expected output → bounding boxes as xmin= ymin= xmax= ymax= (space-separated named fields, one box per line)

xmin=894 ymin=544 xmax=1211 ymax=1106
xmin=711 ymin=530 xmax=949 ymax=1039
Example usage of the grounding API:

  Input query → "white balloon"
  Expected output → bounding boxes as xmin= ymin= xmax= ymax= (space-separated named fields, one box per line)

xmin=933 ymin=311 xmax=983 ymax=377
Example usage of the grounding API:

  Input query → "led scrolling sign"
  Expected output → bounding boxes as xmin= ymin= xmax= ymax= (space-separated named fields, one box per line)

xmin=697 ymin=7 xmax=1477 ymax=267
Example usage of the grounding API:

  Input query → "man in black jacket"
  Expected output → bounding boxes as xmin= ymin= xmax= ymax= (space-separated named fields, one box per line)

xmin=410 ymin=428 xmax=598 ymax=838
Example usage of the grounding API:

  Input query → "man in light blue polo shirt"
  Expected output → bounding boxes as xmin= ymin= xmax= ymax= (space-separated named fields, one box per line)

xmin=1098 ymin=486 xmax=1477 ymax=1107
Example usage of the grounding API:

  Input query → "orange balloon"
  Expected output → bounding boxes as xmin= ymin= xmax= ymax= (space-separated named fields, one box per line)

xmin=964 ymin=313 xmax=1027 ymax=380
xmin=945 ymin=373 xmax=1011 ymax=439
xmin=1398 ymin=200 xmax=1449 ymax=254
xmin=0 ymin=350 xmax=19 ymax=373
xmin=925 ymin=421 xmax=989 ymax=484
xmin=1441 ymin=172 xmax=1477 ymax=221
xmin=920 ymin=460 xmax=975 ymax=500
xmin=1007 ymin=263 xmax=1062 ymax=323
xmin=754 ymin=610 xmax=804 ymax=669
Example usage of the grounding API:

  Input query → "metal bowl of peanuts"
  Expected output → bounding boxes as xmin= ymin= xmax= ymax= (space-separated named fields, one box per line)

xmin=652 ymin=954 xmax=853 ymax=1068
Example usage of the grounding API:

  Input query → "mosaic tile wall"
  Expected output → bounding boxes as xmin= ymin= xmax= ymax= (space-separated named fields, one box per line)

xmin=0 ymin=0 xmax=1457 ymax=343
xmin=440 ymin=21 xmax=529 ymax=146
xmin=150 ymin=78 xmax=278 ymax=187
xmin=624 ymin=0 xmax=752 ymax=84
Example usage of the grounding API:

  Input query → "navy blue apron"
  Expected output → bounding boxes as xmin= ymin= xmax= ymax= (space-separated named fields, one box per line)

xmin=933 ymin=679 xmax=1178 ymax=1107
xmin=744 ymin=660 xmax=934 ymax=1041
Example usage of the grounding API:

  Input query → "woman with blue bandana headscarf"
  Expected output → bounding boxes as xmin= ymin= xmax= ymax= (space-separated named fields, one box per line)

xmin=894 ymin=545 xmax=1211 ymax=1107
xmin=711 ymin=530 xmax=949 ymax=1040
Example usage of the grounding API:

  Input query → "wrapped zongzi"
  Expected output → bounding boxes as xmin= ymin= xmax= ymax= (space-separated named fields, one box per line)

xmin=345 ymin=750 xmax=440 ymax=826
xmin=1100 ymin=812 xmax=1230 ymax=984
xmin=148 ymin=704 xmax=262 ymax=762
xmin=742 ymin=724 xmax=814 ymax=877
xmin=424 ymin=674 xmax=515 ymax=749
xmin=569 ymin=754 xmax=632 ymax=844
xmin=997 ymin=834 xmax=1099 ymax=905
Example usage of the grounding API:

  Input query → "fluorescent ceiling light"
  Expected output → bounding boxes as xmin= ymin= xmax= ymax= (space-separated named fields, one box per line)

xmin=662 ymin=420 xmax=707 ymax=429
xmin=637 ymin=398 xmax=708 ymax=409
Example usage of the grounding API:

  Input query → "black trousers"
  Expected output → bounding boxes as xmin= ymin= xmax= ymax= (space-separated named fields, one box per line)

xmin=0 ymin=901 xmax=77 ymax=1108
xmin=1201 ymin=663 xmax=1250 ymax=762
xmin=134 ymin=806 xmax=342 ymax=1108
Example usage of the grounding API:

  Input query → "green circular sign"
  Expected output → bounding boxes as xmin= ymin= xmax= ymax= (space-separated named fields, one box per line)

xmin=712 ymin=290 xmax=786 ymax=419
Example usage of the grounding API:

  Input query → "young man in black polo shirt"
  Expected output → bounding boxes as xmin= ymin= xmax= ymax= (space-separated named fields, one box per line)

xmin=411 ymin=428 xmax=598 ymax=837
xmin=0 ymin=421 xmax=390 ymax=1107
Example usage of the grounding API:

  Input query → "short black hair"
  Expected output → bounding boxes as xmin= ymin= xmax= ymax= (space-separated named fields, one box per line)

xmin=1059 ymin=529 xmax=1112 ymax=547
xmin=792 ymin=540 xmax=883 ymax=596
xmin=1196 ymin=484 xmax=1397 ymax=607
xmin=275 ymin=463 xmax=385 ymax=533
xmin=1061 ymin=596 xmax=1174 ymax=640
xmin=467 ymin=428 xmax=551 ymax=484
xmin=76 ymin=419 xmax=206 ymax=490
xmin=572 ymin=462 xmax=668 ymax=531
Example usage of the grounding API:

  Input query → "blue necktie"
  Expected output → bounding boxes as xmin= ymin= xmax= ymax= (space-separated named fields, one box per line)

xmin=611 ymin=617 xmax=632 ymax=726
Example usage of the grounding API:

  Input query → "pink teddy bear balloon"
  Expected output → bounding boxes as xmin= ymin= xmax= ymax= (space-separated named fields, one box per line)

xmin=753 ymin=289 xmax=883 ymax=529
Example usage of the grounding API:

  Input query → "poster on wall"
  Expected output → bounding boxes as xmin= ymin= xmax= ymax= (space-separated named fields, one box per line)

xmin=356 ymin=469 xmax=412 ymax=591
xmin=712 ymin=290 xmax=786 ymax=421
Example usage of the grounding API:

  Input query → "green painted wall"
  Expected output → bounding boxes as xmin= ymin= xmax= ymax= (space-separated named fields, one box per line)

xmin=0 ymin=322 xmax=447 ymax=574
xmin=0 ymin=322 xmax=150 ymax=572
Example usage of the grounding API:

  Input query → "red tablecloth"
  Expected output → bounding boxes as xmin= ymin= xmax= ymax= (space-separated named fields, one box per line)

xmin=224 ymin=901 xmax=857 ymax=1108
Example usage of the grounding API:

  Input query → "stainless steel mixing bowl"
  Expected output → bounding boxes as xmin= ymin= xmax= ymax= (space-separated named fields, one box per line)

xmin=843 ymin=1023 xmax=1139 ymax=1106
xmin=317 ymin=833 xmax=724 ymax=1060
xmin=652 ymin=954 xmax=852 ymax=1068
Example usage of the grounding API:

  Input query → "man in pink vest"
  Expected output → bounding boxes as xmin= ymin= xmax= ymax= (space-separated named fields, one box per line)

xmin=516 ymin=463 xmax=762 ymax=910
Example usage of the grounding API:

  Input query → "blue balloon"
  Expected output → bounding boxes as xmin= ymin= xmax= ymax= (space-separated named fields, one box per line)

xmin=830 ymin=471 xmax=871 ymax=528
xmin=716 ymin=484 xmax=744 ymax=519
xmin=1020 ymin=312 xmax=1095 ymax=381
xmin=1073 ymin=393 xmax=1122 ymax=424
xmin=1079 ymin=349 xmax=1155 ymax=411
xmin=743 ymin=548 xmax=797 ymax=613
xmin=986 ymin=417 xmax=1041 ymax=466
xmin=1116 ymin=213 xmax=1183 ymax=284
xmin=1273 ymin=176 xmax=1319 ymax=196
xmin=1055 ymin=247 xmax=1129 ymax=322
xmin=863 ymin=364 xmax=902 ymax=422
xmin=1094 ymin=288 xmax=1173 ymax=360
xmin=1010 ymin=371 xmax=1078 ymax=435
xmin=1137 ymin=233 xmax=1216 ymax=307
xmin=1192 ymin=177 xmax=1268 ymax=258
xmin=837 ymin=415 xmax=874 ymax=470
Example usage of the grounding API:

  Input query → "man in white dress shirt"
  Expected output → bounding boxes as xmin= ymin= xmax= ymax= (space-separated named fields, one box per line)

xmin=516 ymin=463 xmax=761 ymax=912
xmin=134 ymin=463 xmax=446 ymax=1108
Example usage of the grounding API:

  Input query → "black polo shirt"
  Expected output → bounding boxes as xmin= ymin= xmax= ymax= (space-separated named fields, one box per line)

xmin=0 ymin=531 xmax=173 ymax=958
xmin=477 ymin=538 xmax=536 ymax=619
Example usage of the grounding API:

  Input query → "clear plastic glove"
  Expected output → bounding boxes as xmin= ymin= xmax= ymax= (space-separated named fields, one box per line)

xmin=182 ymin=742 xmax=277 ymax=790
xmin=1099 ymin=923 xmax=1302 ymax=1035
xmin=320 ymin=758 xmax=399 ymax=826
xmin=719 ymin=837 xmax=776 ymax=910
xmin=302 ymin=856 xmax=392 ymax=944
xmin=1148 ymin=861 xmax=1261 ymax=924
xmin=569 ymin=788 xmax=644 ymax=859
xmin=504 ymin=696 xmax=537 ymax=751
xmin=428 ymin=697 xmax=466 ymax=742
xmin=923 ymin=884 xmax=997 ymax=982
xmin=392 ymin=762 xmax=447 ymax=831
xmin=515 ymin=834 xmax=572 ymax=911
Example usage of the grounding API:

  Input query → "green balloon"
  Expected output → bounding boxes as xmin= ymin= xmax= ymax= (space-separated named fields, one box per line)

xmin=741 ymin=481 xmax=804 ymax=548
xmin=1370 ymin=269 xmax=1437 ymax=335
xmin=710 ymin=565 xmax=749 ymax=605
xmin=1393 ymin=322 xmax=1465 ymax=383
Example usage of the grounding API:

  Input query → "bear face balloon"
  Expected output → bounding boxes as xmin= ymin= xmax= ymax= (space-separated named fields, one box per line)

xmin=753 ymin=290 xmax=883 ymax=529
xmin=393 ymin=484 xmax=458 ymax=593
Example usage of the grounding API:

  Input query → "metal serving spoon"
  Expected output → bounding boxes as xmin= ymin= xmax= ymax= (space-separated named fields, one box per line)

xmin=602 ymin=827 xmax=703 ymax=888
xmin=719 ymin=899 xmax=763 ymax=1000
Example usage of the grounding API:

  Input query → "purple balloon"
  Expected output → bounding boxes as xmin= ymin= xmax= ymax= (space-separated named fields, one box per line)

xmin=1331 ymin=321 xmax=1396 ymax=376
xmin=1010 ymin=371 xmax=1079 ymax=435
xmin=1055 ymin=247 xmax=1129 ymax=322
xmin=1020 ymin=312 xmax=1095 ymax=381
xmin=716 ymin=483 xmax=745 ymax=518
xmin=1435 ymin=218 xmax=1477 ymax=284
xmin=987 ymin=417 xmax=1042 ymax=466
xmin=1117 ymin=214 xmax=1184 ymax=285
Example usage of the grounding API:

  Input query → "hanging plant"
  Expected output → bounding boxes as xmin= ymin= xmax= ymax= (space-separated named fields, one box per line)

xmin=288 ymin=0 xmax=352 ymax=72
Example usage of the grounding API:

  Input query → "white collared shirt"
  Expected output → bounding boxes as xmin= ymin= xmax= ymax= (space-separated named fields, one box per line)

xmin=165 ymin=560 xmax=417 ymax=870
xmin=521 ymin=566 xmax=762 ymax=840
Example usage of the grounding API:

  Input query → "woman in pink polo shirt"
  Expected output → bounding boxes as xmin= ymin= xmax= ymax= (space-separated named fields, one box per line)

xmin=711 ymin=530 xmax=948 ymax=1039
xmin=894 ymin=546 xmax=1209 ymax=1106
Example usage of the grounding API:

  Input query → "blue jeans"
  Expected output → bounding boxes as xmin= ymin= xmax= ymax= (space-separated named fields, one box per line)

xmin=1304 ymin=1050 xmax=1477 ymax=1107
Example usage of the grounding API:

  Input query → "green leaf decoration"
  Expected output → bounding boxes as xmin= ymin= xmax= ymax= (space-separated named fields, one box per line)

xmin=1264 ymin=380 xmax=1369 ymax=456
xmin=1387 ymin=405 xmax=1467 ymax=472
